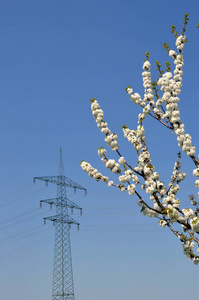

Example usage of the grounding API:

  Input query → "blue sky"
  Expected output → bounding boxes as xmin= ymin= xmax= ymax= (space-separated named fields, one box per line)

xmin=0 ymin=0 xmax=199 ymax=299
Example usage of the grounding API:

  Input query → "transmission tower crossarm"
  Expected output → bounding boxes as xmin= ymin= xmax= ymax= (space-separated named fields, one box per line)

xmin=44 ymin=214 xmax=80 ymax=226
xmin=40 ymin=197 xmax=68 ymax=208
xmin=64 ymin=176 xmax=87 ymax=194
xmin=34 ymin=175 xmax=87 ymax=195
xmin=40 ymin=197 xmax=82 ymax=214
xmin=65 ymin=198 xmax=82 ymax=213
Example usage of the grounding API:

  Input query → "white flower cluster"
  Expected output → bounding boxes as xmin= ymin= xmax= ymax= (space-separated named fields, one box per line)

xmin=167 ymin=206 xmax=180 ymax=224
xmin=139 ymin=148 xmax=151 ymax=166
xmin=122 ymin=127 xmax=140 ymax=150
xmin=122 ymin=124 xmax=160 ymax=192
xmin=130 ymin=93 xmax=144 ymax=106
xmin=141 ymin=205 xmax=158 ymax=218
xmin=173 ymin=54 xmax=184 ymax=93
xmin=169 ymin=50 xmax=177 ymax=59
xmin=182 ymin=240 xmax=196 ymax=261
xmin=125 ymin=36 xmax=196 ymax=163
xmin=127 ymin=184 xmax=136 ymax=195
xmin=138 ymin=104 xmax=151 ymax=123
xmin=91 ymin=100 xmax=105 ymax=123
xmin=144 ymin=164 xmax=155 ymax=176
xmin=157 ymin=72 xmax=181 ymax=118
xmin=118 ymin=168 xmax=139 ymax=188
xmin=163 ymin=157 xmax=186 ymax=210
xmin=142 ymin=61 xmax=154 ymax=103
xmin=146 ymin=181 xmax=165 ymax=202
xmin=105 ymin=159 xmax=121 ymax=174
xmin=108 ymin=180 xmax=114 ymax=187
xmin=163 ymin=194 xmax=180 ymax=209
xmin=126 ymin=87 xmax=145 ymax=106
xmin=134 ymin=61 xmax=155 ymax=123
xmin=91 ymin=99 xmax=119 ymax=151
xmin=118 ymin=156 xmax=125 ymax=164
xmin=195 ymin=180 xmax=199 ymax=188
xmin=122 ymin=125 xmax=145 ymax=152
xmin=105 ymin=133 xmax=119 ymax=151
xmin=176 ymin=131 xmax=196 ymax=156
xmin=147 ymin=208 xmax=158 ymax=218
xmin=193 ymin=257 xmax=199 ymax=265
xmin=171 ymin=166 xmax=186 ymax=183
xmin=118 ymin=185 xmax=126 ymax=192
xmin=143 ymin=61 xmax=151 ymax=71
xmin=182 ymin=235 xmax=199 ymax=264
xmin=98 ymin=147 xmax=107 ymax=156
xmin=169 ymin=184 xmax=180 ymax=195
xmin=132 ymin=174 xmax=139 ymax=184
xmin=182 ymin=208 xmax=195 ymax=220
xmin=119 ymin=169 xmax=133 ymax=183
xmin=159 ymin=219 xmax=167 ymax=228
xmin=123 ymin=122 xmax=168 ymax=206
xmin=175 ymin=35 xmax=186 ymax=51
xmin=190 ymin=217 xmax=199 ymax=233
xmin=80 ymin=161 xmax=108 ymax=182
xmin=154 ymin=54 xmax=196 ymax=158
xmin=193 ymin=168 xmax=199 ymax=177
xmin=97 ymin=147 xmax=107 ymax=163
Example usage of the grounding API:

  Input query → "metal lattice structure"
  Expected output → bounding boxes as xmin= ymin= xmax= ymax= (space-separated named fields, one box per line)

xmin=34 ymin=148 xmax=86 ymax=300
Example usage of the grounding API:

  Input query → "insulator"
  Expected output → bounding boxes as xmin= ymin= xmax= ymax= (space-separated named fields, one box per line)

xmin=50 ymin=204 xmax=52 ymax=210
xmin=74 ymin=188 xmax=76 ymax=194
xmin=33 ymin=178 xmax=36 ymax=184
xmin=69 ymin=224 xmax=71 ymax=229
xmin=44 ymin=219 xmax=46 ymax=225
xmin=80 ymin=209 xmax=82 ymax=216
xmin=77 ymin=224 xmax=79 ymax=231
xmin=85 ymin=189 xmax=87 ymax=196
xmin=45 ymin=181 xmax=48 ymax=187
xmin=71 ymin=208 xmax=73 ymax=215
xmin=40 ymin=202 xmax=42 ymax=208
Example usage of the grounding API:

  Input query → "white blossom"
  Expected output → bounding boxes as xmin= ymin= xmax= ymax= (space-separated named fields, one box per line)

xmin=108 ymin=181 xmax=114 ymax=187
xmin=118 ymin=156 xmax=125 ymax=164
xmin=159 ymin=220 xmax=167 ymax=228
xmin=127 ymin=184 xmax=135 ymax=195
xmin=193 ymin=168 xmax=199 ymax=177
xmin=190 ymin=217 xmax=199 ymax=232
xmin=182 ymin=208 xmax=194 ymax=220
xmin=195 ymin=180 xmax=199 ymax=188
xmin=143 ymin=61 xmax=151 ymax=71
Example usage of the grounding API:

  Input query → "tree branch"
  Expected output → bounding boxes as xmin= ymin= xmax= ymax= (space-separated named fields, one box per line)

xmin=149 ymin=108 xmax=173 ymax=130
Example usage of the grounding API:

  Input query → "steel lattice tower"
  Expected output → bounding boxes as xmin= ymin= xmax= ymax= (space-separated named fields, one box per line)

xmin=34 ymin=148 xmax=86 ymax=300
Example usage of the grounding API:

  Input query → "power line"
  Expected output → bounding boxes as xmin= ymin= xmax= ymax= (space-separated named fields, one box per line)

xmin=0 ymin=209 xmax=51 ymax=231
xmin=0 ymin=235 xmax=53 ymax=259
xmin=0 ymin=225 xmax=52 ymax=246
xmin=0 ymin=184 xmax=34 ymax=201
xmin=0 ymin=207 xmax=41 ymax=225
xmin=0 ymin=186 xmax=46 ymax=208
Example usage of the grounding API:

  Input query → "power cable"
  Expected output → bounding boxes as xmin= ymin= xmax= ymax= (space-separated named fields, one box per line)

xmin=0 ymin=207 xmax=41 ymax=225
xmin=1 ymin=225 xmax=52 ymax=246
xmin=0 ymin=186 xmax=46 ymax=208
xmin=0 ymin=235 xmax=53 ymax=259
xmin=0 ymin=209 xmax=51 ymax=231
xmin=0 ymin=184 xmax=34 ymax=201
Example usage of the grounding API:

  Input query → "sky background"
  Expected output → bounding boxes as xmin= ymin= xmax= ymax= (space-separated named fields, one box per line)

xmin=0 ymin=0 xmax=199 ymax=299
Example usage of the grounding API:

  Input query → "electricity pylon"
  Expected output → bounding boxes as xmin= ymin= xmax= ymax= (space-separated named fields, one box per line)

xmin=34 ymin=148 xmax=86 ymax=300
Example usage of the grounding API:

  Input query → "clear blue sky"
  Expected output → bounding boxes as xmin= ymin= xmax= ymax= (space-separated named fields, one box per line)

xmin=0 ymin=1 xmax=199 ymax=299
